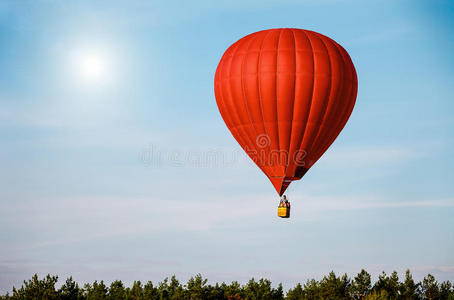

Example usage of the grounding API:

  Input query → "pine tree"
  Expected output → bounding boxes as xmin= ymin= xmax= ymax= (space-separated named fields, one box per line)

xmin=350 ymin=269 xmax=372 ymax=300
xmin=125 ymin=281 xmax=143 ymax=300
xmin=59 ymin=277 xmax=83 ymax=300
xmin=400 ymin=270 xmax=420 ymax=300
xmin=11 ymin=274 xmax=59 ymax=300
xmin=319 ymin=271 xmax=351 ymax=299
xmin=303 ymin=279 xmax=321 ymax=300
xmin=285 ymin=283 xmax=304 ymax=300
xmin=108 ymin=280 xmax=125 ymax=300
xmin=440 ymin=281 xmax=452 ymax=300
xmin=143 ymin=281 xmax=159 ymax=300
xmin=373 ymin=271 xmax=400 ymax=299
xmin=85 ymin=280 xmax=108 ymax=300
xmin=422 ymin=274 xmax=439 ymax=300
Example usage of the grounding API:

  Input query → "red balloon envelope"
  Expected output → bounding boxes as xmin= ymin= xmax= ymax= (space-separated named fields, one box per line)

xmin=214 ymin=28 xmax=358 ymax=195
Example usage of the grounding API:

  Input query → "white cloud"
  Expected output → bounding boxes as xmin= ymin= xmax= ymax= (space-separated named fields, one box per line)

xmin=3 ymin=193 xmax=453 ymax=251
xmin=0 ymin=194 xmax=271 ymax=250
xmin=295 ymin=195 xmax=454 ymax=212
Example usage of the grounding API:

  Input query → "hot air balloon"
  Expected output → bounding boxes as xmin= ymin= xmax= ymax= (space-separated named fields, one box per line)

xmin=214 ymin=28 xmax=357 ymax=218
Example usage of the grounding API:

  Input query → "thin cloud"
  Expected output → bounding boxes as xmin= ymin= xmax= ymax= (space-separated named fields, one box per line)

xmin=299 ymin=196 xmax=454 ymax=211
xmin=3 ymin=194 xmax=453 ymax=251
xmin=1 ymin=194 xmax=271 ymax=249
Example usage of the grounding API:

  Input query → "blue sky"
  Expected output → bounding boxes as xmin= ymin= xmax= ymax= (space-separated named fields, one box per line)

xmin=1 ymin=0 xmax=453 ymax=293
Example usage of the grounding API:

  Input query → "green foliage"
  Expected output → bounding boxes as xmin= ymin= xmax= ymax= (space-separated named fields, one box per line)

xmin=222 ymin=281 xmax=242 ymax=299
xmin=186 ymin=274 xmax=208 ymax=299
xmin=1 ymin=271 xmax=453 ymax=300
xmin=365 ymin=290 xmax=389 ymax=300
xmin=59 ymin=277 xmax=83 ymax=300
xmin=440 ymin=281 xmax=453 ymax=300
xmin=373 ymin=271 xmax=400 ymax=299
xmin=400 ymin=269 xmax=420 ymax=300
xmin=242 ymin=278 xmax=283 ymax=300
xmin=285 ymin=283 xmax=304 ymax=300
xmin=108 ymin=280 xmax=125 ymax=300
xmin=142 ymin=281 xmax=158 ymax=299
xmin=10 ymin=274 xmax=59 ymax=300
xmin=84 ymin=280 xmax=108 ymax=300
xmin=351 ymin=269 xmax=372 ymax=300
xmin=125 ymin=281 xmax=143 ymax=300
xmin=421 ymin=274 xmax=440 ymax=300
xmin=318 ymin=271 xmax=351 ymax=300
xmin=302 ymin=278 xmax=321 ymax=299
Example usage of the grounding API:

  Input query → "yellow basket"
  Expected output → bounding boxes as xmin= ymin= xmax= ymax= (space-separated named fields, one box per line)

xmin=278 ymin=206 xmax=290 ymax=218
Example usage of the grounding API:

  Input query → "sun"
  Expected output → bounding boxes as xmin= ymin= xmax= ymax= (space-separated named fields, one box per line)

xmin=70 ymin=47 xmax=112 ymax=85
xmin=79 ymin=54 xmax=106 ymax=80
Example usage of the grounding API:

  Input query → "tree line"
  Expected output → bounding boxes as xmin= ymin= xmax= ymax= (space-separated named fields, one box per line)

xmin=1 ymin=270 xmax=453 ymax=300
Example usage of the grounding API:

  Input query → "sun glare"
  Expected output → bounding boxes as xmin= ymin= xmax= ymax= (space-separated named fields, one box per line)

xmin=70 ymin=47 xmax=112 ymax=85
xmin=80 ymin=54 xmax=105 ymax=79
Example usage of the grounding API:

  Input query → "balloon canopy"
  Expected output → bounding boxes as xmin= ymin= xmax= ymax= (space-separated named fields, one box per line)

xmin=214 ymin=28 xmax=358 ymax=195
